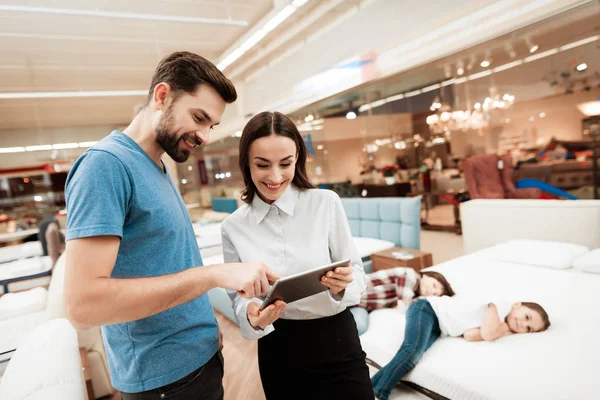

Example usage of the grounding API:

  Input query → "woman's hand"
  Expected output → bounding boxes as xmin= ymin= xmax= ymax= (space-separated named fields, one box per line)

xmin=321 ymin=264 xmax=353 ymax=295
xmin=247 ymin=300 xmax=286 ymax=330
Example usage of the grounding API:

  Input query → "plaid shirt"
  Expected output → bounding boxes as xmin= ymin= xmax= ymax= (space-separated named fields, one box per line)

xmin=358 ymin=267 xmax=419 ymax=310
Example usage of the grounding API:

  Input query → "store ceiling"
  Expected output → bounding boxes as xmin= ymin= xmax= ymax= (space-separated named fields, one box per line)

xmin=289 ymin=1 xmax=600 ymax=120
xmin=0 ymin=0 xmax=361 ymax=131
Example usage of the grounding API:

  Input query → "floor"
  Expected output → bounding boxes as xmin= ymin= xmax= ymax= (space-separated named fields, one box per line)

xmin=421 ymin=204 xmax=465 ymax=264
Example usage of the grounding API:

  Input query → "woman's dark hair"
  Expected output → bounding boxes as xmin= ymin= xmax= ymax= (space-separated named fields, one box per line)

xmin=414 ymin=271 xmax=455 ymax=297
xmin=239 ymin=111 xmax=315 ymax=204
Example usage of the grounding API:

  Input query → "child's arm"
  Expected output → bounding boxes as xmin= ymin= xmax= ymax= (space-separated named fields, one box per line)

xmin=480 ymin=303 xmax=512 ymax=341
xmin=463 ymin=328 xmax=483 ymax=342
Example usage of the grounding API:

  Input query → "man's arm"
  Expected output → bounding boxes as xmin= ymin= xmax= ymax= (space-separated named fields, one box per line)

xmin=65 ymin=236 xmax=279 ymax=331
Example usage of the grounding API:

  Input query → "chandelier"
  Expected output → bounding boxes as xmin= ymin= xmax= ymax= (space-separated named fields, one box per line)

xmin=475 ymin=90 xmax=515 ymax=113
xmin=426 ymin=110 xmax=487 ymax=134
xmin=426 ymin=86 xmax=515 ymax=133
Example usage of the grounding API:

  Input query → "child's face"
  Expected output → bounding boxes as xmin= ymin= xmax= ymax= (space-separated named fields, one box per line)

xmin=506 ymin=303 xmax=545 ymax=333
xmin=419 ymin=276 xmax=444 ymax=297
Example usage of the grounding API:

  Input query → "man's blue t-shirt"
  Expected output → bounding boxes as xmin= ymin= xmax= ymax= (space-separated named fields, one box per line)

xmin=65 ymin=131 xmax=219 ymax=393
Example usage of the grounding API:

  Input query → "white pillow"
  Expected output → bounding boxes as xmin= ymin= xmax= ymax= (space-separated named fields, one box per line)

xmin=486 ymin=239 xmax=589 ymax=269
xmin=573 ymin=248 xmax=600 ymax=273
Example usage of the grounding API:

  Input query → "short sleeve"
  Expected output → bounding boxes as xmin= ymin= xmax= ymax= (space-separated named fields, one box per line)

xmin=65 ymin=150 xmax=131 ymax=241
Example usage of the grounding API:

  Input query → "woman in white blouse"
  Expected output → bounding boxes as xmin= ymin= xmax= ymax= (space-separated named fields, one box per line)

xmin=221 ymin=111 xmax=373 ymax=399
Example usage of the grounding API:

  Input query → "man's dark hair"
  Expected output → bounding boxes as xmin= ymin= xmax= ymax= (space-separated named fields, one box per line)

xmin=147 ymin=51 xmax=237 ymax=104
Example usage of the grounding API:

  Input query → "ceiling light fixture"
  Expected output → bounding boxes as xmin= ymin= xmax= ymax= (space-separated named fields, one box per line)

xmin=0 ymin=4 xmax=247 ymax=26
xmin=576 ymin=63 xmax=588 ymax=72
xmin=480 ymin=50 xmax=492 ymax=68
xmin=0 ymin=90 xmax=146 ymax=99
xmin=346 ymin=111 xmax=357 ymax=120
xmin=217 ymin=0 xmax=309 ymax=70
xmin=526 ymin=36 xmax=539 ymax=53
xmin=456 ymin=60 xmax=465 ymax=76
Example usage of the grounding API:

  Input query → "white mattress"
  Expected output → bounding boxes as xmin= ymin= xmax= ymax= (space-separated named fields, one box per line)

xmin=361 ymin=249 xmax=600 ymax=400
xmin=0 ymin=256 xmax=52 ymax=281
xmin=353 ymin=237 xmax=396 ymax=259
xmin=0 ymin=241 xmax=43 ymax=264
xmin=0 ymin=287 xmax=47 ymax=321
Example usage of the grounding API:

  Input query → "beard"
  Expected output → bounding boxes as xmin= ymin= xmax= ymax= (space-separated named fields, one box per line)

xmin=155 ymin=105 xmax=200 ymax=163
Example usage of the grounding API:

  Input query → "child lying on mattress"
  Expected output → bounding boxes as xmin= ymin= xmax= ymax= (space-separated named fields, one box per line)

xmin=371 ymin=296 xmax=551 ymax=400
xmin=350 ymin=268 xmax=455 ymax=335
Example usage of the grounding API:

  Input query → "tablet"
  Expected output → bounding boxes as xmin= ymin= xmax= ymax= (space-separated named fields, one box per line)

xmin=259 ymin=259 xmax=351 ymax=311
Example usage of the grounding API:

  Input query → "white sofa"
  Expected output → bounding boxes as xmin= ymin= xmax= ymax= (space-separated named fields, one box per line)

xmin=0 ymin=254 xmax=113 ymax=398
xmin=0 ymin=318 xmax=87 ymax=400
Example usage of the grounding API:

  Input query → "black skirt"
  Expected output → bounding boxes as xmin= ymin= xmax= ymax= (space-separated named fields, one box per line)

xmin=258 ymin=309 xmax=374 ymax=400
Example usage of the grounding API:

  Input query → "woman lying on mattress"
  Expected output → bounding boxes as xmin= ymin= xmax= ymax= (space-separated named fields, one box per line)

xmin=350 ymin=268 xmax=455 ymax=335
xmin=371 ymin=296 xmax=551 ymax=400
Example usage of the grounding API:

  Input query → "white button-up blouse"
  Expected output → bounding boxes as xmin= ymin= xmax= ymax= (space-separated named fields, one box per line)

xmin=221 ymin=185 xmax=366 ymax=339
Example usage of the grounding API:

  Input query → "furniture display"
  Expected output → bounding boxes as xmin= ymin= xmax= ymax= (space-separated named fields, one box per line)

xmin=0 ymin=256 xmax=53 ymax=294
xmin=0 ymin=229 xmax=38 ymax=245
xmin=0 ymin=318 xmax=87 ymax=400
xmin=0 ymin=241 xmax=43 ymax=263
xmin=462 ymin=153 xmax=541 ymax=199
xmin=0 ymin=254 xmax=113 ymax=398
xmin=513 ymin=159 xmax=600 ymax=192
xmin=211 ymin=197 xmax=238 ymax=214
xmin=355 ymin=182 xmax=412 ymax=198
xmin=340 ymin=196 xmax=421 ymax=250
xmin=370 ymin=247 xmax=433 ymax=272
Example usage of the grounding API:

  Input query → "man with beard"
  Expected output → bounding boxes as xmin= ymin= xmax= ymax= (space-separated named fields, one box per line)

xmin=64 ymin=52 xmax=280 ymax=400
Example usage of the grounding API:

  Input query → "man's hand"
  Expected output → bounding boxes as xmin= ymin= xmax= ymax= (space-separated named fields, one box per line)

xmin=247 ymin=301 xmax=286 ymax=330
xmin=212 ymin=262 xmax=281 ymax=299
xmin=321 ymin=264 xmax=353 ymax=295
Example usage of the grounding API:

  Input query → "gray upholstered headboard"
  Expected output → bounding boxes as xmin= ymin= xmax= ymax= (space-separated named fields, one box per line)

xmin=340 ymin=196 xmax=421 ymax=249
